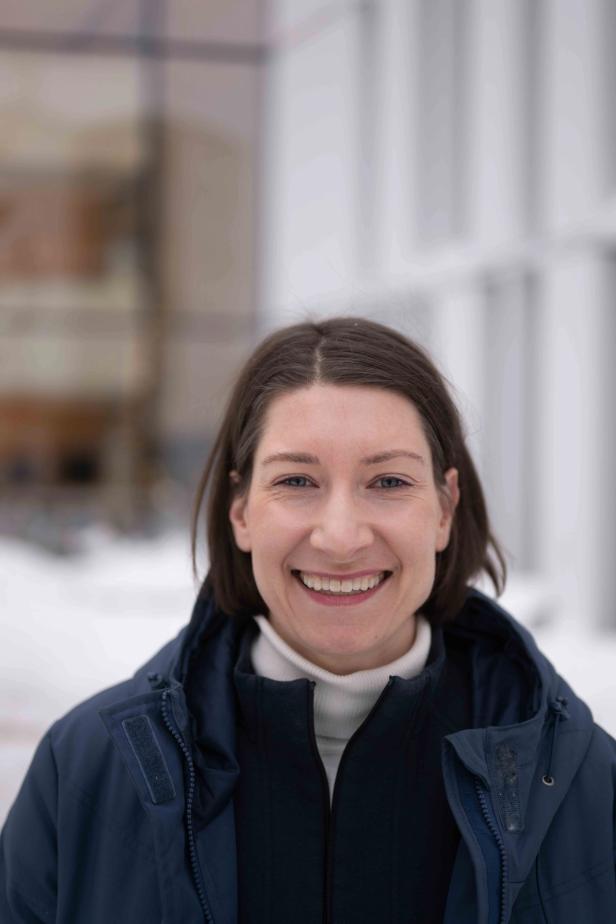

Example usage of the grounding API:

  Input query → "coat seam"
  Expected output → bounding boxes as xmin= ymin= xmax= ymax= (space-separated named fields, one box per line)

xmin=536 ymin=853 xmax=549 ymax=923
xmin=390 ymin=705 xmax=420 ymax=923
xmin=540 ymin=858 xmax=613 ymax=901
xmin=6 ymin=876 xmax=56 ymax=922
xmin=513 ymin=856 xmax=614 ymax=913
xmin=256 ymin=676 xmax=273 ymax=924
xmin=510 ymin=855 xmax=613 ymax=889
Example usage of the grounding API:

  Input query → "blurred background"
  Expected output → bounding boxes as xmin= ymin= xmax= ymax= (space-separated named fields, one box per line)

xmin=1 ymin=0 xmax=616 ymax=821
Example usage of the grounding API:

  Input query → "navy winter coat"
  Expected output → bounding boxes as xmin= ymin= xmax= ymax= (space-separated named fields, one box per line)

xmin=1 ymin=588 xmax=615 ymax=923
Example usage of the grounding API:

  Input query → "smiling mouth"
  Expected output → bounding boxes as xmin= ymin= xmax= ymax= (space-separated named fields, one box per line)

xmin=291 ymin=569 xmax=392 ymax=596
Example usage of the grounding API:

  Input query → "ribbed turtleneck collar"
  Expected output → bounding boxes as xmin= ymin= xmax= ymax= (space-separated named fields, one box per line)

xmin=251 ymin=614 xmax=432 ymax=740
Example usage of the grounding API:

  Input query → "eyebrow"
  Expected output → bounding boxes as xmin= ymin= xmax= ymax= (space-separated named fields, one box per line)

xmin=261 ymin=449 xmax=426 ymax=467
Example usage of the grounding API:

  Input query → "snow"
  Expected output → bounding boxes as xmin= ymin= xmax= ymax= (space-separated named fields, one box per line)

xmin=1 ymin=529 xmax=615 ymax=823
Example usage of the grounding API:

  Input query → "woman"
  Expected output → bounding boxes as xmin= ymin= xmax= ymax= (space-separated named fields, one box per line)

xmin=1 ymin=317 xmax=615 ymax=923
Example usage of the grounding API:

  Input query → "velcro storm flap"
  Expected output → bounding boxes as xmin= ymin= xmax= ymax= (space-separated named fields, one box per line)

xmin=122 ymin=714 xmax=177 ymax=804
xmin=495 ymin=743 xmax=522 ymax=832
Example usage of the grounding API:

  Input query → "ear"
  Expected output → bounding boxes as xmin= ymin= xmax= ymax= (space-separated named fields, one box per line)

xmin=435 ymin=467 xmax=459 ymax=552
xmin=228 ymin=470 xmax=252 ymax=553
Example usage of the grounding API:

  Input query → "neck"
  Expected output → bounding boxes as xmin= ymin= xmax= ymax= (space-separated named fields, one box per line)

xmin=266 ymin=616 xmax=418 ymax=675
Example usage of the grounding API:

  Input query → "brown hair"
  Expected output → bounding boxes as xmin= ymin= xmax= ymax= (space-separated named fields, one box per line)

xmin=191 ymin=316 xmax=506 ymax=624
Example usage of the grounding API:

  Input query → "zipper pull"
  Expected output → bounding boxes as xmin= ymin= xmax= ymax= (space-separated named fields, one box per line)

xmin=542 ymin=696 xmax=569 ymax=787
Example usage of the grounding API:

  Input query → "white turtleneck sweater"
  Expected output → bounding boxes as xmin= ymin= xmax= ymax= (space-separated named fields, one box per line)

xmin=250 ymin=614 xmax=432 ymax=801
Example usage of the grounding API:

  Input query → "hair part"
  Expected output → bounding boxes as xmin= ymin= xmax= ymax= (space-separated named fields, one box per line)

xmin=191 ymin=316 xmax=506 ymax=624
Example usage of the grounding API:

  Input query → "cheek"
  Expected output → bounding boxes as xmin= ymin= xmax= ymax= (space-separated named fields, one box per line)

xmin=396 ymin=514 xmax=442 ymax=559
xmin=249 ymin=525 xmax=293 ymax=578
xmin=250 ymin=551 xmax=294 ymax=615
xmin=253 ymin=502 xmax=309 ymax=550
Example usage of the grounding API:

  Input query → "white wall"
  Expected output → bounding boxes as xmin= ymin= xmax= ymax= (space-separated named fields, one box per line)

xmin=261 ymin=0 xmax=616 ymax=627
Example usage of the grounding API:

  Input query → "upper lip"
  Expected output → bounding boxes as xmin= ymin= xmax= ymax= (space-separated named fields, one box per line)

xmin=292 ymin=568 xmax=392 ymax=580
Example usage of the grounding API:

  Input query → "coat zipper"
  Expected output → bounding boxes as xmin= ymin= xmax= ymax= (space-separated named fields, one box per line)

xmin=474 ymin=777 xmax=507 ymax=924
xmin=306 ymin=678 xmax=396 ymax=924
xmin=306 ymin=682 xmax=333 ymax=924
xmin=160 ymin=687 xmax=215 ymax=924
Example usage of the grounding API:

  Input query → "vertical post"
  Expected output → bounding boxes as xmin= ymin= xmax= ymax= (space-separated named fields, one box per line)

xmin=373 ymin=0 xmax=422 ymax=271
xmin=465 ymin=0 xmax=530 ymax=243
xmin=535 ymin=0 xmax=616 ymax=626
xmin=129 ymin=0 xmax=166 ymax=529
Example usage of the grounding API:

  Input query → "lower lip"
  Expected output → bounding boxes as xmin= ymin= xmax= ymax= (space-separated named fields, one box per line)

xmin=293 ymin=572 xmax=391 ymax=607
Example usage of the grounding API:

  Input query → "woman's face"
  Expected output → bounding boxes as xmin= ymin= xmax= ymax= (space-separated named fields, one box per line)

xmin=229 ymin=384 xmax=459 ymax=673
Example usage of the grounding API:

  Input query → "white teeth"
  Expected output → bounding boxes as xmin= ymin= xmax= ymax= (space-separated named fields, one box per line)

xmin=297 ymin=571 xmax=386 ymax=594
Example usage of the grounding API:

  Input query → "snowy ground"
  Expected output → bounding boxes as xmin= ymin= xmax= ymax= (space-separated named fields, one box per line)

xmin=1 ymin=529 xmax=615 ymax=824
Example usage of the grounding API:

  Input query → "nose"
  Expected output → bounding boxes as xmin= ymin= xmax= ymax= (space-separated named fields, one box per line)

xmin=309 ymin=489 xmax=374 ymax=562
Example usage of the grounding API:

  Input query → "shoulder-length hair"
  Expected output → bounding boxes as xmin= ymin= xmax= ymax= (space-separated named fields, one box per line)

xmin=191 ymin=316 xmax=506 ymax=624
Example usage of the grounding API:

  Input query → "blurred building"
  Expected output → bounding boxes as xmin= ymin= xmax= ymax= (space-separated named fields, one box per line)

xmin=0 ymin=1 xmax=264 ymax=534
xmin=261 ymin=0 xmax=616 ymax=629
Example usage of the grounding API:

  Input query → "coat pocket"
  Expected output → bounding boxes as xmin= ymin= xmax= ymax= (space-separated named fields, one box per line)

xmin=511 ymin=857 xmax=615 ymax=924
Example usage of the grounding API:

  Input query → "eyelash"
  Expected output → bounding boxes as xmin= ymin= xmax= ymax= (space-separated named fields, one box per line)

xmin=275 ymin=476 xmax=412 ymax=490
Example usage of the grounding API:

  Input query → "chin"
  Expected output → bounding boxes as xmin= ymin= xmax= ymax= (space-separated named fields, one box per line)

xmin=301 ymin=626 xmax=378 ymax=659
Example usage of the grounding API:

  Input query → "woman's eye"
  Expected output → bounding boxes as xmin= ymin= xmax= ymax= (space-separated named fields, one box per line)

xmin=374 ymin=476 xmax=410 ymax=489
xmin=276 ymin=476 xmax=313 ymax=488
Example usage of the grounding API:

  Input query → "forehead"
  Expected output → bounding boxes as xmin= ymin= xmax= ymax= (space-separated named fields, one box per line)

xmin=255 ymin=384 xmax=430 ymax=460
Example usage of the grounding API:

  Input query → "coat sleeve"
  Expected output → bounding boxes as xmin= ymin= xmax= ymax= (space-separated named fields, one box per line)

xmin=0 ymin=731 xmax=58 ymax=923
